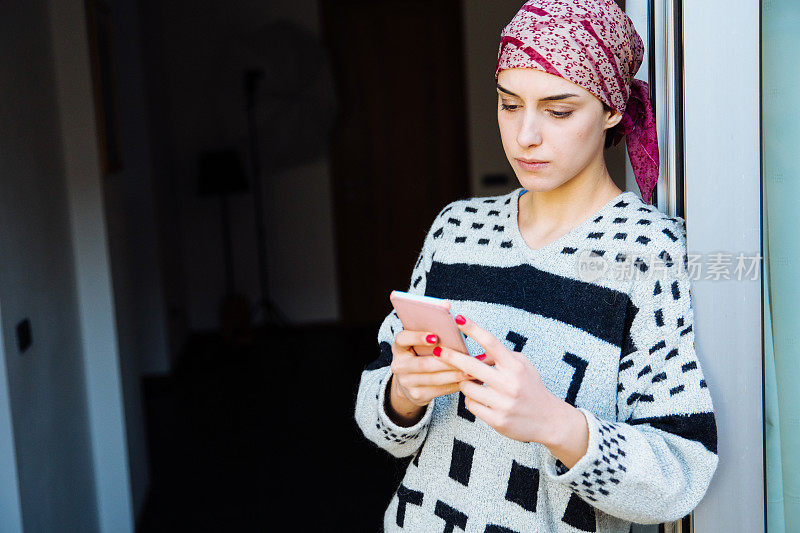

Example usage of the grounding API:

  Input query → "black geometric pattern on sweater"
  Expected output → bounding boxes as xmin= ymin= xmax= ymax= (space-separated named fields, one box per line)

xmin=493 ymin=224 xmax=505 ymax=232
xmin=425 ymin=262 xmax=629 ymax=347
xmin=505 ymin=330 xmax=528 ymax=352
xmin=663 ymin=227 xmax=678 ymax=241
xmin=412 ymin=431 xmax=429 ymax=467
xmin=636 ymin=235 xmax=651 ymax=245
xmin=433 ymin=227 xmax=444 ymax=239
xmin=396 ymin=484 xmax=424 ymax=527
xmin=614 ymin=200 xmax=629 ymax=208
xmin=448 ymin=217 xmax=461 ymax=226
xmin=627 ymin=411 xmax=718 ymax=453
xmin=457 ymin=392 xmax=475 ymax=422
xmin=659 ymin=250 xmax=674 ymax=267
xmin=620 ymin=299 xmax=639 ymax=360
xmin=563 ymin=352 xmax=588 ymax=406
xmin=484 ymin=525 xmax=518 ymax=533
xmin=562 ymin=492 xmax=597 ymax=531
xmin=366 ymin=341 xmax=393 ymax=370
xmin=413 ymin=275 xmax=423 ymax=289
xmin=455 ymin=236 xmax=467 ymax=243
xmin=472 ymin=222 xmax=484 ymax=229
xmin=613 ymin=217 xmax=628 ymax=223
xmin=434 ymin=500 xmax=468 ymax=533
xmin=504 ymin=460 xmax=539 ymax=512
xmin=448 ymin=439 xmax=475 ymax=486
xmin=478 ymin=239 xmax=490 ymax=245
xmin=415 ymin=252 xmax=424 ymax=270
xmin=670 ymin=384 xmax=685 ymax=395
xmin=671 ymin=280 xmax=681 ymax=300
xmin=465 ymin=206 xmax=478 ymax=213
xmin=654 ymin=280 xmax=662 ymax=295
xmin=655 ymin=308 xmax=664 ymax=326
xmin=626 ymin=392 xmax=654 ymax=405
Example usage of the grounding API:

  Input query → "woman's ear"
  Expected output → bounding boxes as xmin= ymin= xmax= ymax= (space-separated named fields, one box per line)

xmin=605 ymin=108 xmax=623 ymax=130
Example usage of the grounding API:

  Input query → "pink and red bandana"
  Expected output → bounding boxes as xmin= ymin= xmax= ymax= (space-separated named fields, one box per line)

xmin=495 ymin=0 xmax=659 ymax=204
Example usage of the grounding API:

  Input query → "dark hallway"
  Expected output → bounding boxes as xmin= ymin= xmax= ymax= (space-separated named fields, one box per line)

xmin=137 ymin=324 xmax=410 ymax=531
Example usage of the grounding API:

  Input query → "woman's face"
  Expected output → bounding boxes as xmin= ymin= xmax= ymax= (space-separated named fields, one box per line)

xmin=497 ymin=68 xmax=621 ymax=192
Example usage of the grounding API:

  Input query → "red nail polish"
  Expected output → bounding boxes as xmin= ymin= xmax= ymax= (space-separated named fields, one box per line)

xmin=476 ymin=353 xmax=487 ymax=361
xmin=455 ymin=315 xmax=466 ymax=325
xmin=426 ymin=334 xmax=438 ymax=344
xmin=433 ymin=346 xmax=442 ymax=357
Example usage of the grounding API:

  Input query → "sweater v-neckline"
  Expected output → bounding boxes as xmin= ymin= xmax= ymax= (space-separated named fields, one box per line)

xmin=509 ymin=187 xmax=636 ymax=258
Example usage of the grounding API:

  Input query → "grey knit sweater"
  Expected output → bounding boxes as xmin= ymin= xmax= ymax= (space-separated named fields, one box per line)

xmin=355 ymin=187 xmax=718 ymax=533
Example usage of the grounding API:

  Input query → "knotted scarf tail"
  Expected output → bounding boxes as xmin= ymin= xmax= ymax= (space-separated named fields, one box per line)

xmin=612 ymin=79 xmax=660 ymax=204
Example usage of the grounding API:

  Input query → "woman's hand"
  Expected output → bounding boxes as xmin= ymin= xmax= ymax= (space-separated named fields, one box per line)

xmin=432 ymin=314 xmax=573 ymax=446
xmin=390 ymin=330 xmax=472 ymax=410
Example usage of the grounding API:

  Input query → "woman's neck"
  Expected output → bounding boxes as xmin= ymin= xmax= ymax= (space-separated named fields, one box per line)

xmin=518 ymin=175 xmax=623 ymax=239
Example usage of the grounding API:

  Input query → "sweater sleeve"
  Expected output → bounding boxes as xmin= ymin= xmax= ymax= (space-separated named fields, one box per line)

xmin=538 ymin=217 xmax=719 ymax=524
xmin=354 ymin=201 xmax=457 ymax=458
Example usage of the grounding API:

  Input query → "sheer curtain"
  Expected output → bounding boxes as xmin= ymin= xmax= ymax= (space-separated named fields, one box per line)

xmin=763 ymin=1 xmax=800 ymax=530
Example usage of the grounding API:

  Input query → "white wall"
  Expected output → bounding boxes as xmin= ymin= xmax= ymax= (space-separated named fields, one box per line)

xmin=0 ymin=1 xmax=101 ymax=531
xmin=683 ymin=1 xmax=764 ymax=531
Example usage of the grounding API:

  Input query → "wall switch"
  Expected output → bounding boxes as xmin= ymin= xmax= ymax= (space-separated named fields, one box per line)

xmin=16 ymin=319 xmax=32 ymax=353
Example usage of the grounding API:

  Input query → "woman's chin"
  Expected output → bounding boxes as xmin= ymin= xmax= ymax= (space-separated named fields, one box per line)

xmin=515 ymin=175 xmax=566 ymax=193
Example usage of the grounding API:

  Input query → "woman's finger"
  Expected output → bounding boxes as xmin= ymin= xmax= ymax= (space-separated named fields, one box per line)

xmin=453 ymin=314 xmax=516 ymax=368
xmin=406 ymin=353 xmax=462 ymax=373
xmin=462 ymin=392 xmax=496 ymax=425
xmin=395 ymin=329 xmax=440 ymax=349
xmin=406 ymin=383 xmax=462 ymax=403
xmin=433 ymin=345 xmax=502 ymax=388
xmin=406 ymin=370 xmax=470 ymax=387
xmin=459 ymin=379 xmax=500 ymax=407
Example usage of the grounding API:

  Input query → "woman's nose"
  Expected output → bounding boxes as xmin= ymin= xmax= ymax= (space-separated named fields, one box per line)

xmin=517 ymin=111 xmax=543 ymax=147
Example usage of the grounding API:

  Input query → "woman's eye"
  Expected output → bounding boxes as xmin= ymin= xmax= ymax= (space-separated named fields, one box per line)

xmin=500 ymin=103 xmax=519 ymax=111
xmin=549 ymin=110 xmax=573 ymax=118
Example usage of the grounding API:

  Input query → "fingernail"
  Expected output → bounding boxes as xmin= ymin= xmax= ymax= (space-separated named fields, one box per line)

xmin=455 ymin=314 xmax=466 ymax=325
xmin=476 ymin=353 xmax=487 ymax=361
xmin=426 ymin=334 xmax=438 ymax=344
xmin=433 ymin=346 xmax=442 ymax=357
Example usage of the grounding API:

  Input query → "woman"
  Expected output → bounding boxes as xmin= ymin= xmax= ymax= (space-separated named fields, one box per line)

xmin=355 ymin=1 xmax=718 ymax=531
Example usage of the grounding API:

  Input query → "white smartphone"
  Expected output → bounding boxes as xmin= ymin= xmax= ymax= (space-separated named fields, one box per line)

xmin=389 ymin=290 xmax=470 ymax=356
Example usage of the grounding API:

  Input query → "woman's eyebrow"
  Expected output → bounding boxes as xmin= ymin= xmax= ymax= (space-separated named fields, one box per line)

xmin=496 ymin=83 xmax=580 ymax=102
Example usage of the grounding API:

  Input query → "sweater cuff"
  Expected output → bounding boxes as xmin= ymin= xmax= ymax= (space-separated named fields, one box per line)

xmin=539 ymin=407 xmax=628 ymax=503
xmin=375 ymin=369 xmax=435 ymax=445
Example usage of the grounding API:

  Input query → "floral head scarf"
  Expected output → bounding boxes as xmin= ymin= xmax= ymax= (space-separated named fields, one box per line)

xmin=495 ymin=0 xmax=658 ymax=203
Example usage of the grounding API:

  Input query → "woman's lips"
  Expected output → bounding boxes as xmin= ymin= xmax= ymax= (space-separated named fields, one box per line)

xmin=515 ymin=158 xmax=550 ymax=171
